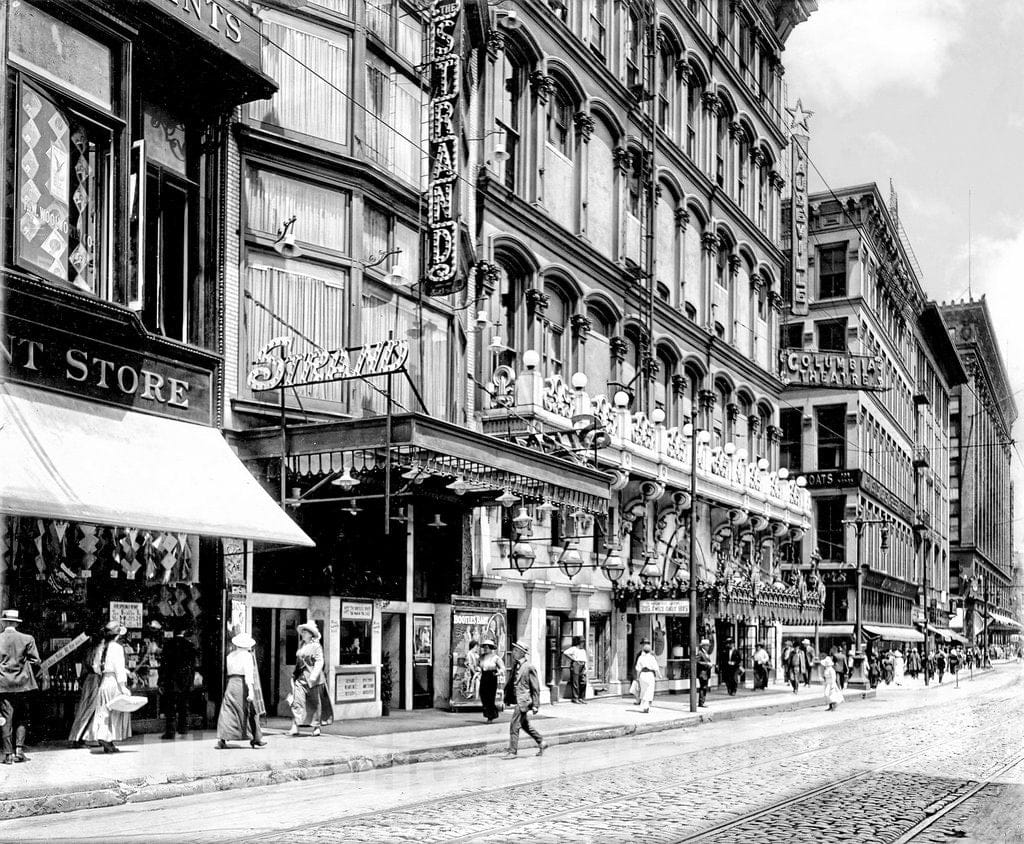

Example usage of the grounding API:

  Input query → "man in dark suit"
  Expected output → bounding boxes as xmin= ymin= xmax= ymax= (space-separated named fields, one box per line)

xmin=696 ymin=638 xmax=713 ymax=707
xmin=0 ymin=609 xmax=42 ymax=764
xmin=723 ymin=637 xmax=741 ymax=695
xmin=502 ymin=640 xmax=547 ymax=758
xmin=159 ymin=618 xmax=198 ymax=739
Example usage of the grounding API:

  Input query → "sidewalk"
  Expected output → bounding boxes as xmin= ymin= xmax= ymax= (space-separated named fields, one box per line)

xmin=0 ymin=680 xmax=875 ymax=821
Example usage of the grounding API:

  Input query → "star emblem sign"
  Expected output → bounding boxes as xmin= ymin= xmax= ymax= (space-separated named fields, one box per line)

xmin=786 ymin=99 xmax=814 ymax=134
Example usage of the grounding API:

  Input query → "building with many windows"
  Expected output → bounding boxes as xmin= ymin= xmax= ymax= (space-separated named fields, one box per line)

xmin=939 ymin=297 xmax=1021 ymax=648
xmin=779 ymin=184 xmax=966 ymax=659
xmin=220 ymin=0 xmax=820 ymax=718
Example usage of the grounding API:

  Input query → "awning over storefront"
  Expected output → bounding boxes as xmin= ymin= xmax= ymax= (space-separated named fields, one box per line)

xmin=927 ymin=624 xmax=970 ymax=645
xmin=986 ymin=611 xmax=1022 ymax=629
xmin=863 ymin=624 xmax=924 ymax=643
xmin=0 ymin=382 xmax=313 ymax=546
xmin=232 ymin=413 xmax=612 ymax=514
xmin=782 ymin=624 xmax=854 ymax=637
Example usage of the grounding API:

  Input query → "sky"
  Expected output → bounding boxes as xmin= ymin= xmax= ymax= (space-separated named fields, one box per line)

xmin=784 ymin=0 xmax=1024 ymax=544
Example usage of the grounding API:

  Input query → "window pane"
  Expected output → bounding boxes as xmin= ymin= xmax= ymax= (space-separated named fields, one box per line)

xmin=246 ymin=260 xmax=350 ymax=404
xmin=360 ymin=285 xmax=452 ymax=419
xmin=9 ymin=1 xmax=112 ymax=110
xmin=248 ymin=18 xmax=350 ymax=145
xmin=363 ymin=203 xmax=389 ymax=261
xmin=15 ymin=81 xmax=109 ymax=293
xmin=245 ymin=167 xmax=350 ymax=253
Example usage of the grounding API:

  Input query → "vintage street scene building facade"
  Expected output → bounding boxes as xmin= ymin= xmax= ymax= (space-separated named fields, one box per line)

xmin=0 ymin=0 xmax=310 ymax=737
xmin=939 ymin=298 xmax=1021 ymax=649
xmin=778 ymin=183 xmax=967 ymax=664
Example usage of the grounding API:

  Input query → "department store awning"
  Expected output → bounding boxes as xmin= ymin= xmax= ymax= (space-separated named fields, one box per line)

xmin=863 ymin=624 xmax=924 ymax=643
xmin=986 ymin=611 xmax=1022 ymax=629
xmin=0 ymin=382 xmax=313 ymax=546
xmin=232 ymin=413 xmax=611 ymax=514
xmin=926 ymin=624 xmax=970 ymax=645
xmin=782 ymin=624 xmax=854 ymax=638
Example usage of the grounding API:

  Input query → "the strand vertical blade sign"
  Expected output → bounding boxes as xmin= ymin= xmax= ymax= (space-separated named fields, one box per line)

xmin=425 ymin=0 xmax=464 ymax=297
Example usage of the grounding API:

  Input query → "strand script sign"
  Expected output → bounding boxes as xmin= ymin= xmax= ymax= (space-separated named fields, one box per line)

xmin=424 ymin=0 xmax=464 ymax=297
xmin=778 ymin=350 xmax=886 ymax=391
xmin=247 ymin=335 xmax=410 ymax=391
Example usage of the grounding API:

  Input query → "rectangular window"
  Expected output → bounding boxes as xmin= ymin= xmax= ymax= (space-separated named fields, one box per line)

xmin=816 ymin=404 xmax=846 ymax=470
xmin=361 ymin=203 xmax=419 ymax=280
xmin=816 ymin=318 xmax=847 ymax=352
xmin=364 ymin=57 xmax=423 ymax=186
xmin=779 ymin=322 xmax=803 ymax=350
xmin=13 ymin=79 xmax=112 ymax=294
xmin=9 ymin=1 xmax=112 ymax=110
xmin=819 ymin=243 xmax=847 ymax=298
xmin=248 ymin=18 xmax=351 ymax=147
xmin=246 ymin=258 xmax=350 ymax=404
xmin=590 ymin=0 xmax=607 ymax=57
xmin=780 ymin=408 xmax=802 ymax=473
xmin=245 ymin=168 xmax=351 ymax=254
xmin=816 ymin=497 xmax=846 ymax=564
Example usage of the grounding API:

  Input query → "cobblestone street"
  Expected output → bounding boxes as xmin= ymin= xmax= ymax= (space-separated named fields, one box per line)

xmin=2 ymin=667 xmax=1020 ymax=843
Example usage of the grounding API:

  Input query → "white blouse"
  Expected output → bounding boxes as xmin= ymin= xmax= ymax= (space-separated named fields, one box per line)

xmin=92 ymin=641 xmax=128 ymax=685
xmin=226 ymin=648 xmax=256 ymax=685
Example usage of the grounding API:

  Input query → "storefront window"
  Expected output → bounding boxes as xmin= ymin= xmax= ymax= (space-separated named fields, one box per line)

xmin=338 ymin=602 xmax=373 ymax=665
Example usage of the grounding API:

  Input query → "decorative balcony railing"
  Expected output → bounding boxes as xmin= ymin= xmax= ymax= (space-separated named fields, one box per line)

xmin=483 ymin=367 xmax=812 ymax=520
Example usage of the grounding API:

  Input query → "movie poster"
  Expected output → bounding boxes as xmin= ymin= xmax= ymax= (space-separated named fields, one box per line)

xmin=449 ymin=596 xmax=507 ymax=710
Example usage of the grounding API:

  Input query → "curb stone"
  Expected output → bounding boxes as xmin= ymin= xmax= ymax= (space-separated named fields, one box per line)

xmin=0 ymin=688 xmax=877 ymax=820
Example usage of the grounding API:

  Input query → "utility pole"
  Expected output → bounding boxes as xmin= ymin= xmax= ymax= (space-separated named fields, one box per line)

xmin=917 ymin=525 xmax=929 ymax=686
xmin=843 ymin=508 xmax=890 ymax=685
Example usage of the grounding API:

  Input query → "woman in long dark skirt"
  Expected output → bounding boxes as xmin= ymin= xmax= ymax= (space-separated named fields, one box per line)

xmin=68 ymin=636 xmax=101 ymax=747
xmin=478 ymin=639 xmax=505 ymax=723
xmin=216 ymin=633 xmax=266 ymax=749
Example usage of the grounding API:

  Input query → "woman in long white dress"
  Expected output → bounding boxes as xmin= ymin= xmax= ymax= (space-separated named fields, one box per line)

xmin=893 ymin=648 xmax=906 ymax=685
xmin=821 ymin=656 xmax=844 ymax=712
xmin=634 ymin=643 xmax=661 ymax=713
xmin=84 ymin=622 xmax=132 ymax=753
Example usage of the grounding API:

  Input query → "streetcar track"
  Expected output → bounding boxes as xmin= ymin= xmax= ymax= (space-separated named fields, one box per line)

xmin=892 ymin=751 xmax=1024 ymax=844
xmin=671 ymin=715 xmax=1022 ymax=843
xmin=249 ymin=684 xmax=1019 ymax=843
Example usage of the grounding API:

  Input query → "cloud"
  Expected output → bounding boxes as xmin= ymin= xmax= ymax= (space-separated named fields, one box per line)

xmin=785 ymin=0 xmax=966 ymax=112
xmin=863 ymin=130 xmax=901 ymax=164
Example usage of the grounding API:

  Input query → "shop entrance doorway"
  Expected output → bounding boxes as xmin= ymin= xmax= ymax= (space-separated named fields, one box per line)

xmin=251 ymin=606 xmax=306 ymax=716
xmin=545 ymin=614 xmax=584 ymax=702
xmin=382 ymin=613 xmax=405 ymax=710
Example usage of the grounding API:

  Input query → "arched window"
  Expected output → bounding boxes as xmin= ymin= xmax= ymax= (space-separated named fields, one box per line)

xmin=621 ymin=327 xmax=643 ymax=403
xmin=738 ymin=393 xmax=754 ymax=456
xmin=497 ymin=45 xmax=528 ymax=193
xmin=757 ymin=402 xmax=772 ymax=463
xmin=658 ymin=33 xmax=679 ymax=137
xmin=476 ymin=253 xmax=531 ymax=393
xmin=655 ymin=347 xmax=679 ymax=427
xmin=587 ymin=116 xmax=617 ymax=258
xmin=685 ymin=68 xmax=701 ymax=158
xmin=541 ymin=282 xmax=571 ymax=376
xmin=656 ymin=187 xmax=678 ymax=304
xmin=626 ymin=6 xmax=643 ymax=89
xmin=627 ymin=147 xmax=645 ymax=217
xmin=737 ymin=129 xmax=751 ymax=213
xmin=547 ymin=81 xmax=574 ymax=160
xmin=584 ymin=301 xmax=614 ymax=393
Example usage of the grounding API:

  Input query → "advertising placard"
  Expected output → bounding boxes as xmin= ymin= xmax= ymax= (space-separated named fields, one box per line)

xmin=109 ymin=601 xmax=144 ymax=629
xmin=449 ymin=596 xmax=507 ymax=710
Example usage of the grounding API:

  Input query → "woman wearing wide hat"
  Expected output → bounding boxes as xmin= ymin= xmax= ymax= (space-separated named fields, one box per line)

xmin=478 ymin=639 xmax=505 ymax=723
xmin=216 ymin=632 xmax=267 ymax=749
xmin=289 ymin=621 xmax=333 ymax=736
xmin=85 ymin=622 xmax=132 ymax=753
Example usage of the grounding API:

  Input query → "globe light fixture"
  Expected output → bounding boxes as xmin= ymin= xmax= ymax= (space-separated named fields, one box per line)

xmin=651 ymin=408 xmax=666 ymax=425
xmin=697 ymin=430 xmax=712 ymax=444
xmin=778 ymin=467 xmax=790 ymax=480
xmin=613 ymin=390 xmax=631 ymax=408
xmin=570 ymin=372 xmax=588 ymax=390
xmin=446 ymin=476 xmax=470 ymax=494
xmin=724 ymin=442 xmax=736 ymax=456
xmin=601 ymin=545 xmax=625 ymax=583
xmin=557 ymin=540 xmax=585 ymax=578
xmin=522 ymin=349 xmax=540 ymax=369
xmin=757 ymin=457 xmax=770 ymax=471
xmin=495 ymin=490 xmax=520 ymax=508
xmin=511 ymin=540 xmax=536 ymax=573
xmin=796 ymin=475 xmax=808 ymax=488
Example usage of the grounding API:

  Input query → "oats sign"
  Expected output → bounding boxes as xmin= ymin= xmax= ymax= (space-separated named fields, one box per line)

xmin=425 ymin=0 xmax=464 ymax=297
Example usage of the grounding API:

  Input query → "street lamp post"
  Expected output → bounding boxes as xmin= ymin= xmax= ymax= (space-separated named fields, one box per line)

xmin=843 ymin=508 xmax=891 ymax=667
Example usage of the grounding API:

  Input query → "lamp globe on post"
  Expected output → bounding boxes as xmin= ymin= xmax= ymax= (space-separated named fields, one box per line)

xmin=601 ymin=544 xmax=625 ymax=583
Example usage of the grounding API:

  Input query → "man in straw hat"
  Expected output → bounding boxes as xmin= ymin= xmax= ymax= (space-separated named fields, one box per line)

xmin=0 ymin=609 xmax=42 ymax=763
xmin=502 ymin=640 xmax=547 ymax=758
xmin=696 ymin=638 xmax=714 ymax=708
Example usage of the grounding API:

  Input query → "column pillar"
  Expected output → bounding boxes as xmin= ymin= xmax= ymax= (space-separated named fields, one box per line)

xmin=522 ymin=580 xmax=554 ymax=703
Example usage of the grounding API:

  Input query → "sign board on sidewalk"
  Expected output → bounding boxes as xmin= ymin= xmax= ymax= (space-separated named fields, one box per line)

xmin=334 ymin=668 xmax=376 ymax=703
xmin=449 ymin=596 xmax=506 ymax=711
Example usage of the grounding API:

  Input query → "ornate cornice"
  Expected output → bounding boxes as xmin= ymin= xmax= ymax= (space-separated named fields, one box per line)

xmin=671 ymin=373 xmax=687 ymax=396
xmin=474 ymin=260 xmax=502 ymax=294
xmin=486 ymin=29 xmax=506 ymax=58
xmin=526 ymin=287 xmax=550 ymax=314
xmin=612 ymin=146 xmax=633 ymax=174
xmin=701 ymin=230 xmax=719 ymax=254
xmin=674 ymin=207 xmax=690 ymax=230
xmin=610 ymin=335 xmax=629 ymax=362
xmin=701 ymin=91 xmax=723 ymax=115
xmin=728 ymin=254 xmax=742 ymax=276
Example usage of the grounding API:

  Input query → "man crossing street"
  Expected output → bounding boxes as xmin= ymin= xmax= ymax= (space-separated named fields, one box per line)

xmin=502 ymin=640 xmax=547 ymax=758
xmin=0 ymin=609 xmax=43 ymax=764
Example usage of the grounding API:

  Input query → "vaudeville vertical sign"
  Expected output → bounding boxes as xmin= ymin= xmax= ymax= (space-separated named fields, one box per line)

xmin=425 ymin=0 xmax=465 ymax=296
xmin=786 ymin=101 xmax=812 ymax=317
